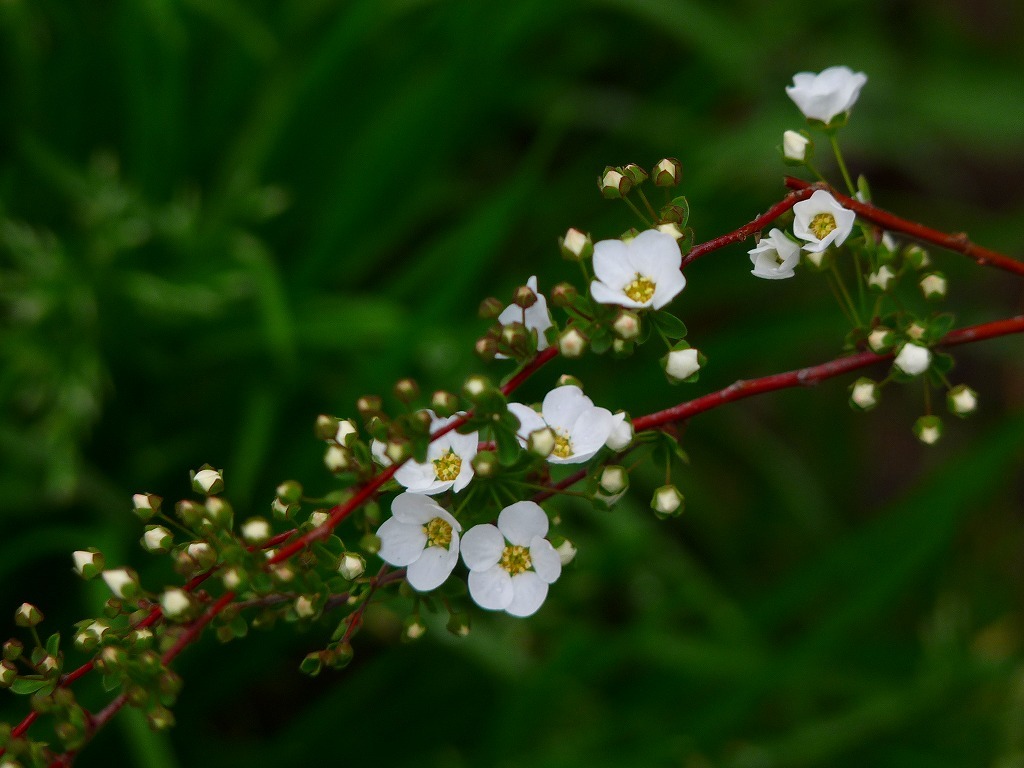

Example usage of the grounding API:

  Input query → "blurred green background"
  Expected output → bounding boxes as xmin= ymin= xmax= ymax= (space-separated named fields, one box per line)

xmin=2 ymin=1 xmax=1024 ymax=766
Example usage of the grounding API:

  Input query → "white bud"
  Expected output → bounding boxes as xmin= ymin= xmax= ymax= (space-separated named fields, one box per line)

xmin=294 ymin=595 xmax=316 ymax=619
xmin=867 ymin=265 xmax=896 ymax=291
xmin=161 ymin=588 xmax=191 ymax=618
xmin=102 ymin=568 xmax=137 ymax=599
xmin=656 ymin=222 xmax=683 ymax=240
xmin=948 ymin=385 xmax=978 ymax=416
xmin=241 ymin=518 xmax=272 ymax=545
xmin=72 ymin=550 xmax=101 ymax=577
xmin=919 ymin=273 xmax=947 ymax=300
xmin=651 ymin=485 xmax=684 ymax=517
xmin=914 ymin=416 xmax=943 ymax=445
xmin=804 ymin=250 xmax=827 ymax=268
xmin=560 ymin=228 xmax=592 ymax=260
xmin=334 ymin=419 xmax=358 ymax=446
xmin=612 ymin=312 xmax=640 ymax=341
xmin=664 ymin=348 xmax=701 ymax=381
xmin=605 ymin=413 xmax=633 ymax=451
xmin=867 ymin=327 xmax=894 ymax=353
xmin=463 ymin=376 xmax=488 ymax=398
xmin=527 ymin=427 xmax=556 ymax=458
xmin=782 ymin=130 xmax=810 ymax=161
xmin=338 ymin=552 xmax=366 ymax=580
xmin=324 ymin=444 xmax=351 ymax=472
xmin=308 ymin=510 xmax=330 ymax=528
xmin=558 ymin=328 xmax=587 ymax=358
xmin=849 ymin=378 xmax=879 ymax=411
xmin=906 ymin=322 xmax=927 ymax=341
xmin=893 ymin=343 xmax=932 ymax=376
xmin=600 ymin=466 xmax=628 ymax=494
xmin=556 ymin=539 xmax=577 ymax=566
xmin=192 ymin=468 xmax=223 ymax=494
xmin=222 ymin=567 xmax=243 ymax=590
xmin=142 ymin=526 xmax=173 ymax=553
xmin=133 ymin=493 xmax=154 ymax=513
xmin=405 ymin=618 xmax=427 ymax=640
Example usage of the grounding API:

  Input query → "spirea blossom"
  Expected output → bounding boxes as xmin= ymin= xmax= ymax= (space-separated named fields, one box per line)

xmin=786 ymin=66 xmax=868 ymax=124
xmin=748 ymin=228 xmax=800 ymax=279
xmin=590 ymin=229 xmax=685 ymax=310
xmin=461 ymin=501 xmax=561 ymax=617
xmin=393 ymin=411 xmax=479 ymax=495
xmin=496 ymin=275 xmax=553 ymax=357
xmin=792 ymin=190 xmax=856 ymax=253
xmin=377 ymin=493 xmax=462 ymax=591
xmin=507 ymin=385 xmax=613 ymax=464
xmin=893 ymin=343 xmax=931 ymax=376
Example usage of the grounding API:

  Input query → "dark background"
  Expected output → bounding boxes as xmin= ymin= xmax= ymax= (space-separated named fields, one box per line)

xmin=2 ymin=1 xmax=1023 ymax=765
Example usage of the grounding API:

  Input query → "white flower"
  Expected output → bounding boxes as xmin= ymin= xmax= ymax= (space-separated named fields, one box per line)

xmin=461 ymin=501 xmax=561 ymax=618
xmin=141 ymin=526 xmax=172 ymax=553
xmin=785 ymin=65 xmax=868 ymax=124
xmin=338 ymin=552 xmax=366 ymax=580
xmin=867 ymin=265 xmax=896 ymax=291
xmin=948 ymin=385 xmax=978 ymax=416
xmin=393 ymin=412 xmax=478 ymax=495
xmin=377 ymin=493 xmax=462 ymax=591
xmin=161 ymin=588 xmax=191 ymax=618
xmin=782 ymin=130 xmax=810 ymax=161
xmin=555 ymin=539 xmax=577 ymax=566
xmin=920 ymin=273 xmax=947 ymax=300
xmin=748 ymin=228 xmax=800 ymax=279
xmin=894 ymin=343 xmax=931 ymax=376
xmin=496 ymin=276 xmax=553 ymax=357
xmin=605 ymin=412 xmax=633 ymax=451
xmin=793 ymin=190 xmax=856 ymax=253
xmin=102 ymin=568 xmax=137 ymax=599
xmin=507 ymin=386 xmax=613 ymax=464
xmin=664 ymin=348 xmax=701 ymax=381
xmin=850 ymin=378 xmax=879 ymax=411
xmin=590 ymin=229 xmax=686 ymax=310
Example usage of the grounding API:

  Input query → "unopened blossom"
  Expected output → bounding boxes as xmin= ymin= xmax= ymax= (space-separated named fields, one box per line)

xmin=556 ymin=539 xmax=577 ymax=566
xmin=782 ymin=130 xmax=810 ymax=162
xmin=338 ymin=552 xmax=366 ymax=580
xmin=141 ymin=526 xmax=173 ymax=553
xmin=664 ymin=348 xmax=701 ymax=381
xmin=557 ymin=327 xmax=587 ymax=358
xmin=377 ymin=493 xmax=462 ymax=592
xmin=948 ymin=385 xmax=978 ymax=416
xmin=496 ymin=276 xmax=553 ymax=357
xmin=920 ymin=273 xmax=947 ymax=300
xmin=393 ymin=412 xmax=478 ymax=495
xmin=785 ymin=65 xmax=868 ymax=124
xmin=793 ymin=190 xmax=856 ymax=253
xmin=72 ymin=550 xmax=104 ymax=578
xmin=651 ymin=485 xmax=684 ymax=517
xmin=102 ymin=568 xmax=137 ymax=599
xmin=748 ymin=228 xmax=800 ymax=279
xmin=867 ymin=265 xmax=896 ymax=291
xmin=868 ymin=327 xmax=894 ymax=353
xmin=161 ymin=589 xmax=191 ymax=619
xmin=461 ymin=501 xmax=561 ymax=618
xmin=849 ymin=378 xmax=879 ymax=411
xmin=507 ymin=385 xmax=614 ymax=465
xmin=590 ymin=229 xmax=685 ymax=310
xmin=606 ymin=412 xmax=633 ymax=451
xmin=192 ymin=468 xmax=223 ymax=495
xmin=914 ymin=416 xmax=943 ymax=445
xmin=893 ymin=343 xmax=931 ymax=376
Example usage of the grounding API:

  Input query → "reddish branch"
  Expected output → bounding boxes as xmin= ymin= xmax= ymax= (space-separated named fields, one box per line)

xmin=784 ymin=177 xmax=1024 ymax=277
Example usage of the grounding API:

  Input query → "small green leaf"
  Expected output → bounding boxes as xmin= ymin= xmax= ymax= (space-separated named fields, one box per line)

xmin=677 ymin=226 xmax=695 ymax=256
xmin=651 ymin=312 xmax=688 ymax=340
xmin=10 ymin=677 xmax=49 ymax=696
xmin=494 ymin=428 xmax=522 ymax=467
xmin=45 ymin=633 xmax=60 ymax=658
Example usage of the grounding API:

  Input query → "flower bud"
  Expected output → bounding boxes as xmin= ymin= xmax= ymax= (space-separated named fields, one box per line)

xmin=879 ymin=232 xmax=898 ymax=262
xmin=36 ymin=655 xmax=59 ymax=675
xmin=430 ymin=390 xmax=460 ymax=417
xmin=324 ymin=444 xmax=352 ymax=473
xmin=204 ymin=496 xmax=233 ymax=529
xmin=558 ymin=328 xmax=587 ymax=358
xmin=621 ymin=162 xmax=648 ymax=187
xmin=325 ymin=642 xmax=354 ymax=670
xmin=612 ymin=310 xmax=641 ymax=340
xmin=474 ymin=335 xmax=498 ymax=361
xmin=221 ymin=567 xmax=245 ymax=591
xmin=314 ymin=414 xmax=339 ymax=441
xmin=904 ymin=244 xmax=931 ymax=270
xmin=500 ymin=322 xmax=529 ymax=355
xmin=147 ymin=706 xmax=175 ymax=731
xmin=656 ymin=222 xmax=683 ymax=240
xmin=393 ymin=378 xmax=420 ymax=403
xmin=356 ymin=395 xmax=383 ymax=418
xmin=101 ymin=569 xmax=138 ymax=600
xmin=384 ymin=439 xmax=411 ymax=465
xmin=0 ymin=660 xmax=17 ymax=688
xmin=782 ymin=130 xmax=811 ymax=163
xmin=513 ymin=285 xmax=538 ymax=309
xmin=559 ymin=228 xmax=593 ymax=261
xmin=663 ymin=347 xmax=702 ymax=382
xmin=403 ymin=615 xmax=427 ymax=641
xmin=651 ymin=484 xmax=685 ymax=518
xmin=478 ymin=297 xmax=505 ymax=319
xmin=549 ymin=282 xmax=578 ymax=308
xmin=556 ymin=539 xmax=577 ymax=566
xmin=446 ymin=612 xmax=471 ymax=637
xmin=947 ymin=385 xmax=978 ymax=417
xmin=803 ymin=249 xmax=831 ymax=270
xmin=72 ymin=549 xmax=104 ymax=579
xmin=598 ymin=167 xmax=631 ymax=199
xmin=471 ymin=451 xmax=499 ymax=477
xmin=271 ymin=496 xmax=298 ymax=520
xmin=652 ymin=157 xmax=682 ymax=187
xmin=132 ymin=493 xmax=162 ymax=521
xmin=334 ymin=420 xmax=358 ymax=447
xmin=14 ymin=603 xmax=43 ymax=628
xmin=606 ymin=412 xmax=633 ymax=451
xmin=867 ymin=265 xmax=896 ymax=292
xmin=338 ymin=552 xmax=366 ymax=580
xmin=893 ymin=343 xmax=931 ymax=377
xmin=191 ymin=466 xmax=224 ymax=495
xmin=308 ymin=510 xmax=330 ymax=528
xmin=849 ymin=377 xmax=879 ymax=412
xmin=275 ymin=480 xmax=303 ymax=506
xmin=526 ymin=427 xmax=556 ymax=458
xmin=3 ymin=640 xmax=23 ymax=662
xmin=175 ymin=499 xmax=205 ymax=528
xmin=867 ymin=326 xmax=895 ymax=353
xmin=185 ymin=542 xmax=217 ymax=571
xmin=241 ymin=517 xmax=272 ymax=545
xmin=462 ymin=374 xmax=491 ymax=400
xmin=919 ymin=272 xmax=947 ymax=301
xmin=600 ymin=465 xmax=628 ymax=494
xmin=914 ymin=415 xmax=943 ymax=445
xmin=161 ymin=588 xmax=192 ymax=619
xmin=294 ymin=595 xmax=317 ymax=619
xmin=141 ymin=526 xmax=173 ymax=554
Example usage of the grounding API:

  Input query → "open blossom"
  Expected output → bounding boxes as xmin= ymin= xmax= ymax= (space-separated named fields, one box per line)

xmin=461 ymin=501 xmax=561 ymax=617
xmin=748 ymin=228 xmax=800 ymax=279
xmin=377 ymin=493 xmax=462 ymax=591
xmin=507 ymin=385 xmax=613 ymax=464
xmin=793 ymin=190 xmax=856 ymax=253
xmin=590 ymin=229 xmax=685 ymax=310
xmin=393 ymin=411 xmax=478 ymax=495
xmin=496 ymin=275 xmax=553 ymax=357
xmin=786 ymin=66 xmax=868 ymax=124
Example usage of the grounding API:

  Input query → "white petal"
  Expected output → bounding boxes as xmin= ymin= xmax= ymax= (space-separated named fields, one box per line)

xmin=592 ymin=239 xmax=634 ymax=288
xmin=461 ymin=524 xmax=505 ymax=570
xmin=561 ymin=407 xmax=614 ymax=464
xmin=590 ymin=279 xmax=645 ymax=308
xmin=529 ymin=537 xmax=562 ymax=583
xmin=469 ymin=567 xmax=514 ymax=610
xmin=406 ymin=545 xmax=458 ymax=591
xmin=393 ymin=459 xmax=441 ymax=493
xmin=650 ymin=270 xmax=686 ymax=309
xmin=542 ymin=386 xmax=591 ymax=431
xmin=497 ymin=501 xmax=549 ymax=545
xmin=506 ymin=572 xmax=549 ymax=617
xmin=391 ymin=492 xmax=442 ymax=524
xmin=628 ymin=229 xmax=681 ymax=277
xmin=507 ymin=403 xmax=547 ymax=441
xmin=376 ymin=518 xmax=426 ymax=567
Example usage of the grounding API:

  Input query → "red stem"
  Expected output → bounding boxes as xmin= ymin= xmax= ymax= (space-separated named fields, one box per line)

xmin=784 ymin=177 xmax=1024 ymax=277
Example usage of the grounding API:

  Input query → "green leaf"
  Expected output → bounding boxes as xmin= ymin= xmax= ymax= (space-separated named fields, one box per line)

xmin=677 ymin=226 xmax=695 ymax=256
xmin=45 ymin=632 xmax=60 ymax=657
xmin=10 ymin=677 xmax=50 ymax=696
xmin=651 ymin=312 xmax=688 ymax=340
xmin=494 ymin=429 xmax=522 ymax=467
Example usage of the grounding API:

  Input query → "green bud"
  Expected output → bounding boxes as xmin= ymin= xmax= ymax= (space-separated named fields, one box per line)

xmin=275 ymin=480 xmax=303 ymax=504
xmin=356 ymin=395 xmax=383 ymax=418
xmin=393 ymin=378 xmax=420 ymax=403
xmin=314 ymin=413 xmax=340 ymax=441
xmin=652 ymin=157 xmax=682 ymax=187
xmin=549 ymin=282 xmax=578 ymax=308
xmin=14 ymin=604 xmax=43 ymax=628
xmin=598 ymin=166 xmax=632 ymax=199
xmin=3 ymin=640 xmax=23 ymax=662
xmin=471 ymin=451 xmax=499 ymax=478
xmin=446 ymin=612 xmax=471 ymax=637
xmin=430 ymin=390 xmax=459 ymax=417
xmin=558 ymin=228 xmax=593 ymax=261
xmin=478 ymin=297 xmax=505 ymax=319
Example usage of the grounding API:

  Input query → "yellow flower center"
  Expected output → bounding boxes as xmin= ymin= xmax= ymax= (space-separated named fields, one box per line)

xmin=552 ymin=433 xmax=573 ymax=459
xmin=433 ymin=449 xmax=462 ymax=482
xmin=623 ymin=274 xmax=656 ymax=303
xmin=424 ymin=517 xmax=453 ymax=548
xmin=499 ymin=544 xmax=532 ymax=575
xmin=809 ymin=212 xmax=837 ymax=239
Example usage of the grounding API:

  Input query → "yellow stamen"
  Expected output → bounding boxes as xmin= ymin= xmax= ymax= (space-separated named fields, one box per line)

xmin=424 ymin=517 xmax=453 ymax=548
xmin=623 ymin=274 xmax=656 ymax=303
xmin=433 ymin=449 xmax=462 ymax=482
xmin=809 ymin=212 xmax=837 ymax=239
xmin=499 ymin=544 xmax=532 ymax=575
xmin=552 ymin=434 xmax=573 ymax=459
